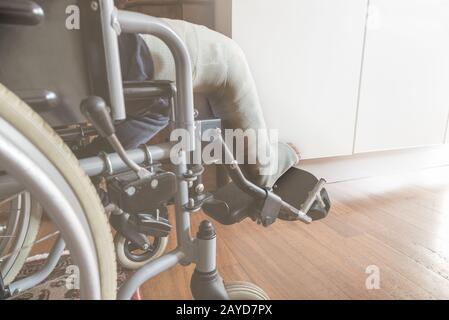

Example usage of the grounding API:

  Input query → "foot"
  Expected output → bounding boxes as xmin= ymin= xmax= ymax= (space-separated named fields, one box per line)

xmin=287 ymin=143 xmax=301 ymax=166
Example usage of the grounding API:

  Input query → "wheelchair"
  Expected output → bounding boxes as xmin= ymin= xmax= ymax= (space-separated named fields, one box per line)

xmin=0 ymin=0 xmax=330 ymax=300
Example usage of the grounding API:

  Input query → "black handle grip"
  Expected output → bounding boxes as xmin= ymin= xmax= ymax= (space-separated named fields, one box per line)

xmin=81 ymin=96 xmax=116 ymax=138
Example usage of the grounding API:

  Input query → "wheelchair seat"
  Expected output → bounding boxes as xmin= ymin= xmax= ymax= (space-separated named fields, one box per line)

xmin=203 ymin=167 xmax=331 ymax=226
xmin=0 ymin=0 xmax=115 ymax=127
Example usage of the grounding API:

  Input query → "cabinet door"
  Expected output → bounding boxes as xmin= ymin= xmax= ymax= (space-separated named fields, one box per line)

xmin=232 ymin=0 xmax=368 ymax=159
xmin=355 ymin=0 xmax=449 ymax=153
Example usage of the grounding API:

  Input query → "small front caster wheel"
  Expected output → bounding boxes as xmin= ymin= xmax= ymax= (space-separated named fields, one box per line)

xmin=224 ymin=281 xmax=270 ymax=300
xmin=114 ymin=234 xmax=168 ymax=270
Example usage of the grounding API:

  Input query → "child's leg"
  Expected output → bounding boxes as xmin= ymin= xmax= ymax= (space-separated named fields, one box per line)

xmin=141 ymin=19 xmax=298 ymax=187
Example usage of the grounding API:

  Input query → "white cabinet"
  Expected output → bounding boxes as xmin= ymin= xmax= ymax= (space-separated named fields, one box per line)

xmin=231 ymin=0 xmax=449 ymax=159
xmin=354 ymin=0 xmax=449 ymax=153
xmin=232 ymin=0 xmax=368 ymax=159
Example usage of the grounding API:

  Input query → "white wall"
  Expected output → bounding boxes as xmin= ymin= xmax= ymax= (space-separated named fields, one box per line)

xmin=355 ymin=0 xmax=449 ymax=153
xmin=232 ymin=0 xmax=369 ymax=159
xmin=231 ymin=0 xmax=449 ymax=180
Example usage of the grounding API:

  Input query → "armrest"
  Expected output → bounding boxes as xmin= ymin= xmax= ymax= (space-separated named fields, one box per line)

xmin=123 ymin=80 xmax=175 ymax=102
xmin=0 ymin=0 xmax=44 ymax=26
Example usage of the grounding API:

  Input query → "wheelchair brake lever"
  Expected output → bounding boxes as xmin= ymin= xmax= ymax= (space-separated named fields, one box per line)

xmin=81 ymin=96 xmax=151 ymax=179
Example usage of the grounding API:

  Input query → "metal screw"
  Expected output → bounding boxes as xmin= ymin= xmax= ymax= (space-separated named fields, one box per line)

xmin=90 ymin=1 xmax=99 ymax=11
xmin=125 ymin=186 xmax=136 ymax=196
xmin=195 ymin=184 xmax=205 ymax=194
xmin=151 ymin=179 xmax=159 ymax=189
xmin=188 ymin=198 xmax=195 ymax=208
xmin=142 ymin=243 xmax=150 ymax=251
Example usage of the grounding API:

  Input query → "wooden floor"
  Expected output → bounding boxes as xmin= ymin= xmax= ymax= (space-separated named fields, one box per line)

xmin=19 ymin=166 xmax=449 ymax=299
xmin=140 ymin=166 xmax=449 ymax=300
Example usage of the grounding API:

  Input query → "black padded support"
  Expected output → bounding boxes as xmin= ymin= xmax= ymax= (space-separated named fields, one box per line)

xmin=202 ymin=182 xmax=253 ymax=225
xmin=203 ymin=167 xmax=331 ymax=225
xmin=273 ymin=168 xmax=331 ymax=221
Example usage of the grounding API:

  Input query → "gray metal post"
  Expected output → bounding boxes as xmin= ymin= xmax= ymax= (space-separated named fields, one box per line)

xmin=117 ymin=249 xmax=185 ymax=300
xmin=99 ymin=0 xmax=126 ymax=121
xmin=8 ymin=236 xmax=66 ymax=296
xmin=117 ymin=10 xmax=196 ymax=152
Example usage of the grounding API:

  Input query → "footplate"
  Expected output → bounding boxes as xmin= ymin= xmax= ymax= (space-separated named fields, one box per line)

xmin=273 ymin=168 xmax=331 ymax=221
xmin=202 ymin=168 xmax=331 ymax=226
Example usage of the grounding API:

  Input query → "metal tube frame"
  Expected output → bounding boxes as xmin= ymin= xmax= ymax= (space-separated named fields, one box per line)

xmin=0 ymin=3 xmax=218 ymax=300
xmin=117 ymin=9 xmax=196 ymax=151
xmin=115 ymin=9 xmax=209 ymax=299
xmin=0 ymin=193 xmax=31 ymax=277
xmin=0 ymin=119 xmax=101 ymax=299
xmin=100 ymin=0 xmax=126 ymax=121
xmin=8 ymin=237 xmax=66 ymax=296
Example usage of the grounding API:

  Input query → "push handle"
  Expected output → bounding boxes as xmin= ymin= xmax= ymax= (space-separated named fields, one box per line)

xmin=81 ymin=96 xmax=116 ymax=138
xmin=0 ymin=0 xmax=44 ymax=26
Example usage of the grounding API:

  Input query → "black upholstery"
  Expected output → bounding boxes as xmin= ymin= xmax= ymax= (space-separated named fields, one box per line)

xmin=0 ymin=0 xmax=108 ymax=127
xmin=203 ymin=168 xmax=331 ymax=225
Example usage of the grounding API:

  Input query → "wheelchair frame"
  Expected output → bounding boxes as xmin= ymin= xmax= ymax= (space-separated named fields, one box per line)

xmin=0 ymin=0 xmax=328 ymax=299
xmin=0 ymin=0 xmax=225 ymax=299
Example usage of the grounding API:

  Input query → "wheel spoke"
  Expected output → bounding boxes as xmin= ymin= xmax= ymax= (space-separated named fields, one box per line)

xmin=0 ymin=192 xmax=23 ymax=207
xmin=0 ymin=231 xmax=59 ymax=261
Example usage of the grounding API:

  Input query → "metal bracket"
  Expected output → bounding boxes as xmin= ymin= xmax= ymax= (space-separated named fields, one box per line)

xmin=139 ymin=144 xmax=154 ymax=173
xmin=111 ymin=7 xmax=122 ymax=35
xmin=98 ymin=151 xmax=114 ymax=176
xmin=259 ymin=189 xmax=282 ymax=227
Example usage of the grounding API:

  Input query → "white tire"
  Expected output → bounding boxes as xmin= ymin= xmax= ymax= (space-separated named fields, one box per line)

xmin=114 ymin=234 xmax=168 ymax=270
xmin=0 ymin=83 xmax=117 ymax=299
xmin=225 ymin=281 xmax=270 ymax=300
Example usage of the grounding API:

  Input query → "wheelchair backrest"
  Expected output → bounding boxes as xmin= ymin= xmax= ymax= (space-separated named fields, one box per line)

xmin=0 ymin=0 xmax=115 ymax=127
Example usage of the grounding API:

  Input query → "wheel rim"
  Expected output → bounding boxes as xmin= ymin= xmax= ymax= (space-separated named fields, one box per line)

xmin=124 ymin=236 xmax=162 ymax=263
xmin=0 ymin=118 xmax=102 ymax=299
xmin=0 ymin=194 xmax=23 ymax=255
xmin=0 ymin=192 xmax=31 ymax=277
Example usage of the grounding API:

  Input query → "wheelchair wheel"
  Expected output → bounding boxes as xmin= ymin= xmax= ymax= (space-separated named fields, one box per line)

xmin=0 ymin=192 xmax=42 ymax=285
xmin=0 ymin=84 xmax=116 ymax=299
xmin=114 ymin=234 xmax=168 ymax=270
xmin=224 ymin=281 xmax=270 ymax=300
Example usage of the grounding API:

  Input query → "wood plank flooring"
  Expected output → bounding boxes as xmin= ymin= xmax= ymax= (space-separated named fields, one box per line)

xmin=18 ymin=166 xmax=449 ymax=299
xmin=140 ymin=166 xmax=449 ymax=299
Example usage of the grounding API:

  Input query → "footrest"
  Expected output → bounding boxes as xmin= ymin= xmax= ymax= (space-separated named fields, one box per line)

xmin=202 ymin=167 xmax=331 ymax=226
xmin=273 ymin=168 xmax=331 ymax=221
xmin=202 ymin=182 xmax=255 ymax=225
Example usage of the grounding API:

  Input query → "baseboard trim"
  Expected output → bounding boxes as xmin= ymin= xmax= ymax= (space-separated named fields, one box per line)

xmin=299 ymin=145 xmax=449 ymax=183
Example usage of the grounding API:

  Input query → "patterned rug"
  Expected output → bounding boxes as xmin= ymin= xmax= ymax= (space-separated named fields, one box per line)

xmin=10 ymin=255 xmax=132 ymax=300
